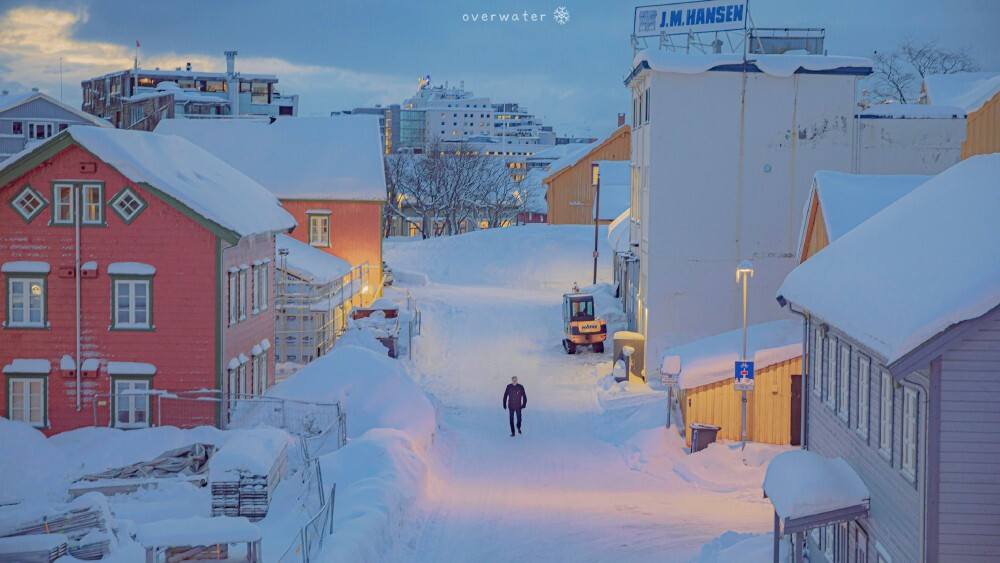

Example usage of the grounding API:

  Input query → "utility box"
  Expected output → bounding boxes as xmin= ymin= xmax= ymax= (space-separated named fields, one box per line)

xmin=690 ymin=423 xmax=721 ymax=453
xmin=613 ymin=331 xmax=645 ymax=382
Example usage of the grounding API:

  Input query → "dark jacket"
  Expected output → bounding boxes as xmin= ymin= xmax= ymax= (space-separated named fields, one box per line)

xmin=503 ymin=383 xmax=527 ymax=410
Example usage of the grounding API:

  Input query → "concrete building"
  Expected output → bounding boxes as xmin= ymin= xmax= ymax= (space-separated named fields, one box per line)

xmin=0 ymin=90 xmax=110 ymax=162
xmin=855 ymin=104 xmax=965 ymax=175
xmin=403 ymin=82 xmax=494 ymax=144
xmin=81 ymin=51 xmax=297 ymax=131
xmin=625 ymin=50 xmax=871 ymax=369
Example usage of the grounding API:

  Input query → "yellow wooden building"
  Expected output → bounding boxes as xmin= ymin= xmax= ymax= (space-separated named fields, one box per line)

xmin=919 ymin=72 xmax=1000 ymax=160
xmin=543 ymin=125 xmax=631 ymax=225
xmin=663 ymin=320 xmax=803 ymax=447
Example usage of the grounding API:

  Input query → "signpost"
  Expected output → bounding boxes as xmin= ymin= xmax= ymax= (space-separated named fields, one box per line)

xmin=660 ymin=355 xmax=681 ymax=428
xmin=736 ymin=260 xmax=754 ymax=450
xmin=734 ymin=360 xmax=754 ymax=391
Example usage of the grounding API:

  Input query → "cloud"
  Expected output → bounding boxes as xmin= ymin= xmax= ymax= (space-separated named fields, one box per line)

xmin=0 ymin=6 xmax=413 ymax=112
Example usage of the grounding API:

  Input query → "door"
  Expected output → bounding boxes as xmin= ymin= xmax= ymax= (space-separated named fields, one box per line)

xmin=790 ymin=373 xmax=802 ymax=446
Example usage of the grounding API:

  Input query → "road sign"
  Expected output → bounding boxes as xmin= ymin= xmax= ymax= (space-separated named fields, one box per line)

xmin=660 ymin=375 xmax=678 ymax=387
xmin=734 ymin=360 xmax=755 ymax=391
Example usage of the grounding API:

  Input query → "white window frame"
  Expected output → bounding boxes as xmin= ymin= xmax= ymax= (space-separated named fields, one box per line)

xmin=826 ymin=336 xmax=837 ymax=408
xmin=838 ymin=342 xmax=850 ymax=422
xmin=109 ymin=186 xmax=146 ymax=223
xmin=81 ymin=184 xmax=103 ymax=225
xmin=258 ymin=351 xmax=268 ymax=395
xmin=11 ymin=186 xmax=47 ymax=222
xmin=8 ymin=377 xmax=45 ymax=427
xmin=251 ymin=265 xmax=260 ymax=315
xmin=227 ymin=368 xmax=238 ymax=416
xmin=28 ymin=122 xmax=54 ymax=140
xmin=113 ymin=378 xmax=151 ymax=429
xmin=228 ymin=272 xmax=238 ymax=325
xmin=308 ymin=215 xmax=330 ymax=247
xmin=52 ymin=183 xmax=75 ymax=225
xmin=812 ymin=327 xmax=822 ymax=396
xmin=238 ymin=268 xmax=247 ymax=321
xmin=902 ymin=387 xmax=918 ymax=482
xmin=251 ymin=353 xmax=259 ymax=395
xmin=7 ymin=277 xmax=45 ymax=328
xmin=238 ymin=363 xmax=247 ymax=396
xmin=259 ymin=263 xmax=268 ymax=311
xmin=879 ymin=370 xmax=893 ymax=461
xmin=857 ymin=354 xmax=870 ymax=439
xmin=113 ymin=278 xmax=151 ymax=329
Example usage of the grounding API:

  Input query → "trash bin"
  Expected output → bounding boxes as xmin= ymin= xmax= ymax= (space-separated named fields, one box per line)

xmin=689 ymin=423 xmax=721 ymax=453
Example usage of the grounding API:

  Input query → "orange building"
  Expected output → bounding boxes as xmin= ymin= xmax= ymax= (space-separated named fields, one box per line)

xmin=542 ymin=125 xmax=631 ymax=225
xmin=156 ymin=117 xmax=387 ymax=299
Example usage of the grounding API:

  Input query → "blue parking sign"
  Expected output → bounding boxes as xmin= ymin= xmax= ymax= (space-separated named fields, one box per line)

xmin=734 ymin=361 xmax=755 ymax=390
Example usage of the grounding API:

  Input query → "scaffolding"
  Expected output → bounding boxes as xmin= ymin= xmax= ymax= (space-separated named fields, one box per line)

xmin=274 ymin=259 xmax=374 ymax=368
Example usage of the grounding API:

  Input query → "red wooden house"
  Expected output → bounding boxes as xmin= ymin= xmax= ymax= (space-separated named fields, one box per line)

xmin=155 ymin=117 xmax=388 ymax=302
xmin=0 ymin=126 xmax=295 ymax=434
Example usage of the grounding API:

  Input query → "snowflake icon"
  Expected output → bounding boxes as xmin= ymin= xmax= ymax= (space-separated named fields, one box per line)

xmin=553 ymin=6 xmax=570 ymax=25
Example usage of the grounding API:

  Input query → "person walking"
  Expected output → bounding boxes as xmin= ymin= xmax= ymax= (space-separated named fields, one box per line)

xmin=503 ymin=376 xmax=527 ymax=437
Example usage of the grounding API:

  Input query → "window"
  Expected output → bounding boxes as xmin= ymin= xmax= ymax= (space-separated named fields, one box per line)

xmin=251 ymin=353 xmax=259 ymax=395
xmin=227 ymin=367 xmax=237 ymax=415
xmin=857 ymin=355 xmax=870 ymax=439
xmin=81 ymin=184 xmax=103 ymax=224
xmin=130 ymin=106 xmax=144 ymax=126
xmin=10 ymin=185 xmax=47 ymax=222
xmin=114 ymin=379 xmax=150 ymax=428
xmin=645 ymin=87 xmax=650 ymax=123
xmin=238 ymin=268 xmax=247 ymax=321
xmin=109 ymin=186 xmax=147 ymax=223
xmin=258 ymin=351 xmax=268 ymax=395
xmin=228 ymin=271 xmax=238 ymax=325
xmin=238 ymin=362 xmax=247 ymax=395
xmin=52 ymin=183 xmax=74 ymax=224
xmin=879 ymin=370 xmax=893 ymax=460
xmin=251 ymin=265 xmax=260 ymax=315
xmin=902 ymin=387 xmax=918 ymax=481
xmin=28 ymin=122 xmax=53 ymax=140
xmin=826 ymin=336 xmax=837 ymax=407
xmin=113 ymin=279 xmax=151 ymax=329
xmin=7 ymin=277 xmax=45 ymax=328
xmin=308 ymin=215 xmax=330 ymax=247
xmin=8 ymin=377 xmax=45 ymax=427
xmin=811 ymin=327 xmax=822 ymax=396
xmin=257 ymin=263 xmax=268 ymax=311
xmin=838 ymin=342 xmax=850 ymax=421
xmin=12 ymin=122 xmax=22 ymax=135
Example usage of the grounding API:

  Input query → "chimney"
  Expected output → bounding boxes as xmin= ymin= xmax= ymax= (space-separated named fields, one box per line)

xmin=225 ymin=51 xmax=237 ymax=77
xmin=186 ymin=62 xmax=192 ymax=71
xmin=617 ymin=113 xmax=625 ymax=127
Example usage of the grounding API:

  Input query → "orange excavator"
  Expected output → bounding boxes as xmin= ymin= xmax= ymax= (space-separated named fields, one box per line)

xmin=561 ymin=284 xmax=607 ymax=354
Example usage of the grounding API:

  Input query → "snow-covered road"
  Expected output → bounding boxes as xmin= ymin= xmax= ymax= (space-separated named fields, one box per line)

xmin=390 ymin=281 xmax=775 ymax=562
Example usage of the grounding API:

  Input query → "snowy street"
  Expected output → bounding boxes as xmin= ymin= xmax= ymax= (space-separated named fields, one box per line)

xmin=386 ymin=228 xmax=782 ymax=561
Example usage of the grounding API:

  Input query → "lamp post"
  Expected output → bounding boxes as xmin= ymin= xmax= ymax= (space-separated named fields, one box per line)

xmin=736 ymin=260 xmax=754 ymax=450
xmin=591 ymin=162 xmax=600 ymax=285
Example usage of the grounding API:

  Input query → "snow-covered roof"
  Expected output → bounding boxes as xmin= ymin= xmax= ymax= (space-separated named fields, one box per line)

xmin=154 ymin=117 xmax=388 ymax=202
xmin=764 ymin=450 xmax=869 ymax=521
xmin=136 ymin=516 xmax=261 ymax=547
xmin=779 ymin=154 xmax=1000 ymax=366
xmin=858 ymin=103 xmax=965 ymax=119
xmin=800 ymin=171 xmax=931 ymax=260
xmin=275 ymin=234 xmax=352 ymax=285
xmin=1 ymin=261 xmax=50 ymax=274
xmin=607 ymin=209 xmax=631 ymax=253
xmin=594 ymin=160 xmax=630 ymax=221
xmin=2 ymin=359 xmax=51 ymax=375
xmin=660 ymin=320 xmax=802 ymax=389
xmin=107 ymin=362 xmax=156 ymax=376
xmin=0 ymin=91 xmax=111 ymax=127
xmin=923 ymin=72 xmax=1000 ymax=113
xmin=108 ymin=262 xmax=156 ymax=276
xmin=516 ymin=169 xmax=547 ymax=213
xmin=0 ymin=127 xmax=296 ymax=240
xmin=629 ymin=50 xmax=871 ymax=83
xmin=525 ymin=142 xmax=592 ymax=163
xmin=543 ymin=142 xmax=598 ymax=178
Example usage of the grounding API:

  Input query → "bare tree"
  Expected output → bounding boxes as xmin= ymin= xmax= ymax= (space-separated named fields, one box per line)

xmin=869 ymin=39 xmax=980 ymax=104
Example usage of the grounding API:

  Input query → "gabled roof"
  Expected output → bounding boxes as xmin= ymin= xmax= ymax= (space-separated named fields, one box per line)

xmin=778 ymin=155 xmax=1000 ymax=367
xmin=922 ymin=72 xmax=1000 ymax=113
xmin=155 ymin=117 xmax=387 ymax=202
xmin=0 ymin=126 xmax=295 ymax=242
xmin=542 ymin=125 xmax=629 ymax=185
xmin=798 ymin=171 xmax=931 ymax=261
xmin=0 ymin=91 xmax=111 ymax=127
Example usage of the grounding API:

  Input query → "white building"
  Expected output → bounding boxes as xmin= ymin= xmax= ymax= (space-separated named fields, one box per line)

xmin=855 ymin=103 xmax=965 ymax=175
xmin=625 ymin=50 xmax=872 ymax=366
xmin=404 ymin=83 xmax=494 ymax=143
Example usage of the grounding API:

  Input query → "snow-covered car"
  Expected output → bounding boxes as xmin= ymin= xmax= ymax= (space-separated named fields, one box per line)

xmin=383 ymin=261 xmax=395 ymax=286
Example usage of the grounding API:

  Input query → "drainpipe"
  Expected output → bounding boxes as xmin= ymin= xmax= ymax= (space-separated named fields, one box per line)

xmin=75 ymin=186 xmax=82 ymax=411
xmin=778 ymin=295 xmax=808 ymax=448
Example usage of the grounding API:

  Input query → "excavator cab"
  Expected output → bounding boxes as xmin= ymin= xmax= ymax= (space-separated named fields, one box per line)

xmin=561 ymin=290 xmax=607 ymax=354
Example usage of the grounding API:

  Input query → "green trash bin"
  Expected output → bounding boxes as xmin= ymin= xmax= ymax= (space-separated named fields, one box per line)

xmin=690 ymin=423 xmax=721 ymax=453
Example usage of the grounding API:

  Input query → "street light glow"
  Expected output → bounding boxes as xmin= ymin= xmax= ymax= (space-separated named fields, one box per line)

xmin=591 ymin=162 xmax=600 ymax=187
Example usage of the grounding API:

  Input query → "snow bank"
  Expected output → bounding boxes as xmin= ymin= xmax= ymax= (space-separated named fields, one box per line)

xmin=385 ymin=224 xmax=614 ymax=289
xmin=334 ymin=328 xmax=391 ymax=356
xmin=674 ymin=441 xmax=791 ymax=493
xmin=136 ymin=516 xmax=260 ymax=546
xmin=0 ymin=419 xmax=71 ymax=502
xmin=633 ymin=49 xmax=871 ymax=79
xmin=268 ymin=344 xmax=434 ymax=449
xmin=607 ymin=209 xmax=631 ymax=253
xmin=763 ymin=450 xmax=869 ymax=520
xmin=208 ymin=429 xmax=291 ymax=479
xmin=696 ymin=531 xmax=789 ymax=562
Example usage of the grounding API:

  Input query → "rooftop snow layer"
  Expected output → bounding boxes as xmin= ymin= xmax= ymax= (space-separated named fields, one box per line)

xmin=779 ymin=154 xmax=1000 ymax=366
xmin=155 ymin=117 xmax=388 ymax=201
xmin=764 ymin=450 xmax=869 ymax=520
xmin=607 ymin=209 xmax=631 ymax=253
xmin=632 ymin=49 xmax=872 ymax=79
xmin=858 ymin=103 xmax=965 ymax=119
xmin=543 ymin=141 xmax=599 ymax=178
xmin=801 ymin=171 xmax=931 ymax=258
xmin=593 ymin=160 xmax=630 ymax=221
xmin=660 ymin=320 xmax=802 ymax=389
xmin=0 ymin=126 xmax=295 ymax=239
xmin=923 ymin=71 xmax=1000 ymax=113
xmin=3 ymin=359 xmax=51 ymax=375
xmin=275 ymin=234 xmax=352 ymax=284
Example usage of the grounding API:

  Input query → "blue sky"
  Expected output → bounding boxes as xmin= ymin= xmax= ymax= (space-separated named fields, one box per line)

xmin=1 ymin=0 xmax=997 ymax=138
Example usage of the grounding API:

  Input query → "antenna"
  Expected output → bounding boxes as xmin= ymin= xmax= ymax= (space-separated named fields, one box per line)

xmin=59 ymin=57 xmax=63 ymax=101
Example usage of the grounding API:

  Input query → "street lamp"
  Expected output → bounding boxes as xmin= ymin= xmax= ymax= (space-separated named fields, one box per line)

xmin=591 ymin=162 xmax=600 ymax=285
xmin=736 ymin=260 xmax=754 ymax=451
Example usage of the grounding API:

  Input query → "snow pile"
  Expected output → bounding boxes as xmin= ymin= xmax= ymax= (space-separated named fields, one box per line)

xmin=0 ymin=419 xmax=71 ymax=502
xmin=136 ymin=515 xmax=260 ymax=546
xmin=779 ymin=154 xmax=1000 ymax=364
xmin=276 ymin=234 xmax=352 ymax=285
xmin=385 ymin=224 xmax=614 ymax=289
xmin=634 ymin=49 xmax=871 ymax=79
xmin=268 ymin=344 xmax=434 ymax=449
xmin=334 ymin=327 xmax=391 ymax=355
xmin=208 ymin=429 xmax=291 ymax=479
xmin=696 ymin=531 xmax=789 ymax=562
xmin=660 ymin=320 xmax=802 ymax=390
xmin=763 ymin=450 xmax=869 ymax=520
xmin=607 ymin=209 xmax=632 ymax=253
xmin=674 ymin=441 xmax=790 ymax=493
xmin=347 ymin=309 xmax=397 ymax=339
xmin=922 ymin=71 xmax=1000 ymax=113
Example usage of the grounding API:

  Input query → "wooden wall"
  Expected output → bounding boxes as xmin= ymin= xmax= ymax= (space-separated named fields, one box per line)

xmin=799 ymin=194 xmax=830 ymax=263
xmin=678 ymin=356 xmax=802 ymax=446
xmin=545 ymin=126 xmax=631 ymax=225
xmin=961 ymin=92 xmax=1000 ymax=160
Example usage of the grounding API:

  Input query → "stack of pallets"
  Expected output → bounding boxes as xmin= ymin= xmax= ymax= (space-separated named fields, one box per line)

xmin=0 ymin=535 xmax=69 ymax=562
xmin=0 ymin=502 xmax=110 ymax=560
xmin=210 ymin=445 xmax=287 ymax=522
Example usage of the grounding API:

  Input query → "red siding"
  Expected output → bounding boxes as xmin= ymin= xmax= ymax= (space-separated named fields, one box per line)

xmin=0 ymin=143 xmax=273 ymax=434
xmin=280 ymin=200 xmax=383 ymax=283
xmin=221 ymin=233 xmax=276 ymax=400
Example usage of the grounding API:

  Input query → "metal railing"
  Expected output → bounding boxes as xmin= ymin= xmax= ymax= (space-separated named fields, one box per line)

xmin=278 ymin=457 xmax=337 ymax=563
